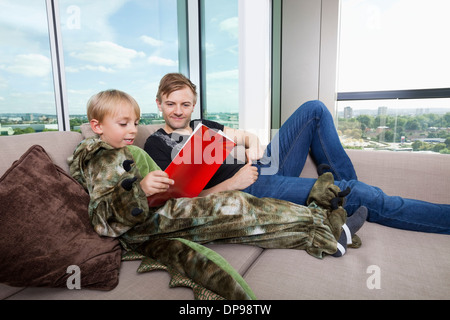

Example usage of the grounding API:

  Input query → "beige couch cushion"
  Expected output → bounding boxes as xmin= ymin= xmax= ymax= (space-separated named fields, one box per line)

xmin=244 ymin=222 xmax=450 ymax=300
xmin=0 ymin=131 xmax=83 ymax=175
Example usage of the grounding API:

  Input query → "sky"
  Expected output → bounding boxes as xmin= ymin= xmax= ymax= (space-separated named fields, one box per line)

xmin=59 ymin=0 xmax=180 ymax=115
xmin=1 ymin=0 xmax=449 ymax=116
xmin=0 ymin=0 xmax=239 ymax=115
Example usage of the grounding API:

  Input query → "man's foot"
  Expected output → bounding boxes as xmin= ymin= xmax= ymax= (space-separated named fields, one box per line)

xmin=333 ymin=206 xmax=368 ymax=257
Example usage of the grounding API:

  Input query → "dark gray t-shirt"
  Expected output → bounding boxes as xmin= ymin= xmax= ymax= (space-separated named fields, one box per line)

xmin=143 ymin=119 xmax=244 ymax=189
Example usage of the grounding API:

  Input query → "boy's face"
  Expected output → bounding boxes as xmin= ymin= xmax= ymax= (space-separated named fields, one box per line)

xmin=92 ymin=103 xmax=139 ymax=148
xmin=156 ymin=86 xmax=195 ymax=133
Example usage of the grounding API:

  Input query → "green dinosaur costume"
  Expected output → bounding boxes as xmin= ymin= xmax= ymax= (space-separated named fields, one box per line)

xmin=68 ymin=137 xmax=358 ymax=300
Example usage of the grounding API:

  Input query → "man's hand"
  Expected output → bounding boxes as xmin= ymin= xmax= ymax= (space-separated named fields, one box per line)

xmin=228 ymin=155 xmax=259 ymax=190
xmin=140 ymin=170 xmax=174 ymax=197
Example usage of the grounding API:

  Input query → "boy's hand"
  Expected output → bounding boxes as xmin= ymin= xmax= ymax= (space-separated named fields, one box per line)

xmin=140 ymin=170 xmax=174 ymax=197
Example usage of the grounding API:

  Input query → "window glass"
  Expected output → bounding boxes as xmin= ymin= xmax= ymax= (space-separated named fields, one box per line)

xmin=0 ymin=0 xmax=58 ymax=136
xmin=59 ymin=0 xmax=180 ymax=129
xmin=338 ymin=0 xmax=450 ymax=92
xmin=337 ymin=0 xmax=450 ymax=154
xmin=201 ymin=0 xmax=239 ymax=128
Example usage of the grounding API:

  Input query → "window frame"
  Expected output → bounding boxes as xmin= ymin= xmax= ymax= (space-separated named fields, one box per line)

xmin=44 ymin=0 xmax=193 ymax=131
xmin=46 ymin=0 xmax=70 ymax=131
xmin=39 ymin=0 xmax=277 ymax=135
xmin=337 ymin=88 xmax=450 ymax=102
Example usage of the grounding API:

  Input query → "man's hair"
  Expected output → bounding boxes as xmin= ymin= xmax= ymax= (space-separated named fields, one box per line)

xmin=87 ymin=89 xmax=140 ymax=122
xmin=156 ymin=73 xmax=197 ymax=104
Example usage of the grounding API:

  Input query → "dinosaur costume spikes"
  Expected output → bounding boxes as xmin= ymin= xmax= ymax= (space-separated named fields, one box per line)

xmin=123 ymin=159 xmax=134 ymax=172
xmin=131 ymin=208 xmax=144 ymax=217
xmin=68 ymin=137 xmax=363 ymax=300
xmin=121 ymin=177 xmax=138 ymax=191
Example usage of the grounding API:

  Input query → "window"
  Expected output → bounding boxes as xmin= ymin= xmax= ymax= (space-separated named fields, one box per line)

xmin=200 ymin=0 xmax=239 ymax=128
xmin=0 ymin=0 xmax=58 ymax=135
xmin=337 ymin=0 xmax=450 ymax=154
xmin=59 ymin=0 xmax=180 ymax=129
xmin=0 ymin=0 xmax=245 ymax=135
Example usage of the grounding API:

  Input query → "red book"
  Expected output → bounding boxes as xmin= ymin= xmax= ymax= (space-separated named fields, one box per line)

xmin=147 ymin=123 xmax=236 ymax=207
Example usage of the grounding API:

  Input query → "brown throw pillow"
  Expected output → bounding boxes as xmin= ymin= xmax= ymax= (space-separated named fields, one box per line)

xmin=0 ymin=145 xmax=122 ymax=290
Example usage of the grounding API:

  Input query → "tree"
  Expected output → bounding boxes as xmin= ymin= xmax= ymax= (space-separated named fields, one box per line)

xmin=433 ymin=143 xmax=447 ymax=153
xmin=14 ymin=127 xmax=35 ymax=135
xmin=383 ymin=130 xmax=394 ymax=142
xmin=445 ymin=137 xmax=450 ymax=148
xmin=405 ymin=118 xmax=420 ymax=130
xmin=444 ymin=112 xmax=450 ymax=127
xmin=356 ymin=115 xmax=372 ymax=131
xmin=412 ymin=140 xmax=423 ymax=151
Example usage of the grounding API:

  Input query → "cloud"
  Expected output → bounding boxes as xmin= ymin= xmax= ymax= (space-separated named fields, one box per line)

xmin=206 ymin=69 xmax=238 ymax=81
xmin=65 ymin=65 xmax=115 ymax=73
xmin=70 ymin=41 xmax=146 ymax=68
xmin=140 ymin=35 xmax=164 ymax=47
xmin=220 ymin=17 xmax=238 ymax=39
xmin=0 ymin=2 xmax=49 ymax=35
xmin=5 ymin=54 xmax=51 ymax=77
xmin=147 ymin=56 xmax=177 ymax=67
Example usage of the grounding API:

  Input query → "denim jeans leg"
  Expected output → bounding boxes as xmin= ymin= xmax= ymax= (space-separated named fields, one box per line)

xmin=265 ymin=100 xmax=357 ymax=181
xmin=337 ymin=179 xmax=450 ymax=234
xmin=243 ymin=174 xmax=317 ymax=206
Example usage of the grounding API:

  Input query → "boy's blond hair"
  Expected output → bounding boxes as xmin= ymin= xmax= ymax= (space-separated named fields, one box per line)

xmin=87 ymin=89 xmax=140 ymax=122
xmin=156 ymin=73 xmax=197 ymax=104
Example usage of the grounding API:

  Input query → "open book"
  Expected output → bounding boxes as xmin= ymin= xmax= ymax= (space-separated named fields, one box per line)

xmin=147 ymin=123 xmax=236 ymax=207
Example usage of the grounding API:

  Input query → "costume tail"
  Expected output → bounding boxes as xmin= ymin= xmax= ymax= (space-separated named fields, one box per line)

xmin=135 ymin=238 xmax=256 ymax=300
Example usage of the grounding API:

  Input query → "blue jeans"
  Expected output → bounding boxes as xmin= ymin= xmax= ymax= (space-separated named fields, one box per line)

xmin=243 ymin=100 xmax=450 ymax=234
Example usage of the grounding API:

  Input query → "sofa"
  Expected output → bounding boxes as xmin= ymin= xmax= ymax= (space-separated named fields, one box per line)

xmin=1 ymin=123 xmax=449 ymax=300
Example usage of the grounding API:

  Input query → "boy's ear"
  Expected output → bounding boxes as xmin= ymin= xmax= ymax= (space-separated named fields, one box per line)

xmin=90 ymin=119 xmax=103 ymax=135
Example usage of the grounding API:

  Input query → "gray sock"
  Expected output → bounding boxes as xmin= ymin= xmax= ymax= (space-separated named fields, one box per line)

xmin=333 ymin=206 xmax=368 ymax=257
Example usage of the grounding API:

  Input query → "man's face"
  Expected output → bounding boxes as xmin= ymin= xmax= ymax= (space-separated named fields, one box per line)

xmin=157 ymin=86 xmax=195 ymax=133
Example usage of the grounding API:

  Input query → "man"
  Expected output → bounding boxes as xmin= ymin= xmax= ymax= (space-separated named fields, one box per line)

xmin=144 ymin=72 xmax=262 ymax=197
xmin=143 ymin=73 xmax=450 ymax=234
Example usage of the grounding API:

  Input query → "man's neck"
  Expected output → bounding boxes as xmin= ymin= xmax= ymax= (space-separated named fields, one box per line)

xmin=163 ymin=124 xmax=192 ymax=136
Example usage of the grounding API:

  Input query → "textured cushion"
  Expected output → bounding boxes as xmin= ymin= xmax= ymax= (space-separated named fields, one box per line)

xmin=0 ymin=145 xmax=122 ymax=290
